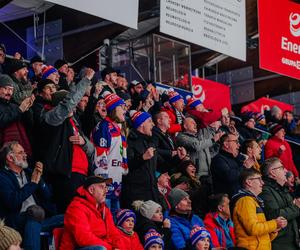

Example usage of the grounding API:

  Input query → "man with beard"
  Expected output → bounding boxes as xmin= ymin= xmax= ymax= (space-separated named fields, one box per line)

xmin=0 ymin=141 xmax=63 ymax=250
xmin=6 ymin=59 xmax=33 ymax=104
xmin=0 ymin=74 xmax=34 ymax=156
xmin=99 ymin=67 xmax=118 ymax=96
xmin=28 ymin=56 xmax=44 ymax=85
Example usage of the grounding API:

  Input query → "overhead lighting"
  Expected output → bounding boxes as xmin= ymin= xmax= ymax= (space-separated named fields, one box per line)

xmin=204 ymin=54 xmax=229 ymax=67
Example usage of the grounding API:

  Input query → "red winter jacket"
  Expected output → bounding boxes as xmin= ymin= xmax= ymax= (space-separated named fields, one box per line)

xmin=204 ymin=212 xmax=236 ymax=248
xmin=162 ymin=107 xmax=182 ymax=135
xmin=265 ymin=136 xmax=299 ymax=177
xmin=59 ymin=187 xmax=125 ymax=250
xmin=117 ymin=230 xmax=143 ymax=250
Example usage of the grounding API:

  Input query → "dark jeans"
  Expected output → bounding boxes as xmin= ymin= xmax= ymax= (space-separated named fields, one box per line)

xmin=22 ymin=214 xmax=64 ymax=250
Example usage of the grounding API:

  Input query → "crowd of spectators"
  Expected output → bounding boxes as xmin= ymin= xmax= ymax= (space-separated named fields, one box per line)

xmin=1 ymin=42 xmax=300 ymax=250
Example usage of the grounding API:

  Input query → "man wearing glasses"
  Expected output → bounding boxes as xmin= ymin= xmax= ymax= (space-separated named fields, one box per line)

xmin=260 ymin=157 xmax=300 ymax=250
xmin=211 ymin=132 xmax=243 ymax=197
xmin=232 ymin=168 xmax=287 ymax=250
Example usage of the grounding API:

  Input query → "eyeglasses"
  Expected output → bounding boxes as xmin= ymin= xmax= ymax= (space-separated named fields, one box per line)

xmin=248 ymin=177 xmax=263 ymax=182
xmin=270 ymin=165 xmax=285 ymax=171
xmin=226 ymin=139 xmax=239 ymax=144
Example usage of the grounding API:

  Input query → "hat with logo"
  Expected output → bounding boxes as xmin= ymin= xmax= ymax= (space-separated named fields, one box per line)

xmin=116 ymin=209 xmax=136 ymax=227
xmin=42 ymin=65 xmax=58 ymax=80
xmin=130 ymin=80 xmax=143 ymax=86
xmin=103 ymin=91 xmax=125 ymax=112
xmin=168 ymin=88 xmax=183 ymax=104
xmin=144 ymin=229 xmax=164 ymax=250
xmin=190 ymin=225 xmax=211 ymax=247
xmin=130 ymin=110 xmax=151 ymax=129
xmin=83 ymin=175 xmax=112 ymax=189
xmin=186 ymin=95 xmax=202 ymax=110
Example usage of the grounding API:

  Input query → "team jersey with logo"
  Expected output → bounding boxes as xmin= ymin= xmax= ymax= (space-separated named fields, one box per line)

xmin=92 ymin=117 xmax=128 ymax=199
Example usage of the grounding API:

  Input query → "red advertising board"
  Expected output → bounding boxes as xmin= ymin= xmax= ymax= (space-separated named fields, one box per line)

xmin=258 ymin=0 xmax=300 ymax=79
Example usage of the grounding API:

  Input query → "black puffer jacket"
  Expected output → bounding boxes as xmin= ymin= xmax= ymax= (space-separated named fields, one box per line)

xmin=121 ymin=129 xmax=160 ymax=208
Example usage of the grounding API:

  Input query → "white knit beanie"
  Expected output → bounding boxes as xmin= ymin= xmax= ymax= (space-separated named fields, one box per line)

xmin=132 ymin=200 xmax=162 ymax=220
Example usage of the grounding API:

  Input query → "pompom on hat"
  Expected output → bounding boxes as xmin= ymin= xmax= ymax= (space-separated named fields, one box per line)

xmin=103 ymin=91 xmax=125 ymax=112
xmin=168 ymin=88 xmax=183 ymax=104
xmin=0 ymin=220 xmax=22 ymax=250
xmin=190 ymin=225 xmax=211 ymax=247
xmin=42 ymin=65 xmax=58 ymax=80
xmin=132 ymin=200 xmax=161 ymax=220
xmin=116 ymin=209 xmax=136 ymax=227
xmin=186 ymin=95 xmax=202 ymax=110
xmin=130 ymin=110 xmax=151 ymax=129
xmin=144 ymin=229 xmax=164 ymax=250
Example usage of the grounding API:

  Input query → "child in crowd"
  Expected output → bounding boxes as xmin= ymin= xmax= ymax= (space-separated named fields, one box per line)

xmin=144 ymin=229 xmax=164 ymax=250
xmin=116 ymin=209 xmax=143 ymax=250
xmin=0 ymin=220 xmax=22 ymax=250
xmin=132 ymin=200 xmax=171 ymax=249
xmin=190 ymin=225 xmax=211 ymax=250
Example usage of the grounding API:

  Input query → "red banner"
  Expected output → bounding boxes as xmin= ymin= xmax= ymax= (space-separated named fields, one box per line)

xmin=191 ymin=76 xmax=231 ymax=112
xmin=258 ymin=0 xmax=300 ymax=80
xmin=241 ymin=97 xmax=293 ymax=114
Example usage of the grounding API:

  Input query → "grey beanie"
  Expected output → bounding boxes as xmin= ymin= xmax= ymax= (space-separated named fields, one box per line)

xmin=132 ymin=200 xmax=162 ymax=220
xmin=168 ymin=188 xmax=189 ymax=209
xmin=0 ymin=74 xmax=14 ymax=88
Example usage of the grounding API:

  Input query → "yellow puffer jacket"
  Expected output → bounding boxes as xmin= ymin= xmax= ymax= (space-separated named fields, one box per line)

xmin=233 ymin=195 xmax=278 ymax=250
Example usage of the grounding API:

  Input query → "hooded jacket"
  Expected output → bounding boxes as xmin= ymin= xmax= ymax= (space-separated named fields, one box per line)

xmin=232 ymin=189 xmax=278 ymax=250
xmin=59 ymin=186 xmax=124 ymax=250
xmin=204 ymin=212 xmax=235 ymax=248
xmin=265 ymin=136 xmax=299 ymax=177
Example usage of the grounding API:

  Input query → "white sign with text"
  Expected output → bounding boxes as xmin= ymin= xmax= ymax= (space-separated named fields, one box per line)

xmin=160 ymin=0 xmax=246 ymax=61
xmin=46 ymin=0 xmax=139 ymax=29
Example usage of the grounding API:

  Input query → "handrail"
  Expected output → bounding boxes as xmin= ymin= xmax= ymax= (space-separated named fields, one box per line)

xmin=253 ymin=126 xmax=300 ymax=146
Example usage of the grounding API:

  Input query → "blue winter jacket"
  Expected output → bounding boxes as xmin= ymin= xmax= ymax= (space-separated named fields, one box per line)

xmin=166 ymin=212 xmax=204 ymax=249
xmin=0 ymin=167 xmax=56 ymax=229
